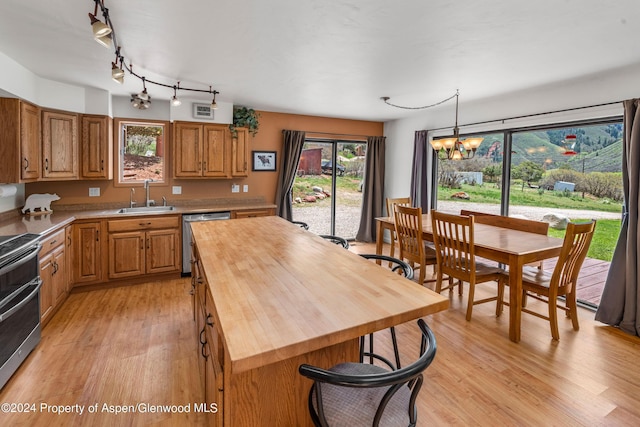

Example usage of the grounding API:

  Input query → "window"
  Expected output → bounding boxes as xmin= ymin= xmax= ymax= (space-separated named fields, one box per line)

xmin=115 ymin=119 xmax=168 ymax=184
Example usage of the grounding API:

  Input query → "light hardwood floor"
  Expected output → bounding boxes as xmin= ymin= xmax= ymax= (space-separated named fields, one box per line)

xmin=2 ymin=244 xmax=640 ymax=426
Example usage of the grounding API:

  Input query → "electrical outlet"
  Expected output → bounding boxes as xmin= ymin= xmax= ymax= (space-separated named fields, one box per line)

xmin=231 ymin=184 xmax=240 ymax=193
xmin=172 ymin=186 xmax=182 ymax=195
xmin=243 ymin=184 xmax=249 ymax=193
xmin=89 ymin=187 xmax=100 ymax=197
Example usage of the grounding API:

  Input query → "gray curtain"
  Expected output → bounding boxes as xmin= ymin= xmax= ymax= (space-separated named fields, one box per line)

xmin=410 ymin=130 xmax=430 ymax=211
xmin=356 ymin=136 xmax=386 ymax=242
xmin=275 ymin=130 xmax=306 ymax=220
xmin=595 ymin=99 xmax=640 ymax=336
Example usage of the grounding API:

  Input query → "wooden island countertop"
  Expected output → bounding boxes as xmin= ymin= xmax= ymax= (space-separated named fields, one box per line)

xmin=190 ymin=216 xmax=449 ymax=426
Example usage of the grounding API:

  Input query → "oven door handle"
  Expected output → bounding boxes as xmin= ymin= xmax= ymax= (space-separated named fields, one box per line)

xmin=0 ymin=278 xmax=42 ymax=322
xmin=0 ymin=243 xmax=41 ymax=277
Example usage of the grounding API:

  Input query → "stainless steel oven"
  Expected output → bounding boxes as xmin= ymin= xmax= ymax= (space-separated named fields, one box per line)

xmin=0 ymin=233 xmax=41 ymax=390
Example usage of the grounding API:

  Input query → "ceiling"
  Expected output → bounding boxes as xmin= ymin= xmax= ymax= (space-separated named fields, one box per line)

xmin=0 ymin=0 xmax=638 ymax=122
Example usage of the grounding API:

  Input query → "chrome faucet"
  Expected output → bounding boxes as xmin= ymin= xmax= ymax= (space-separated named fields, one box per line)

xmin=144 ymin=179 xmax=155 ymax=207
xmin=162 ymin=196 xmax=167 ymax=206
xmin=130 ymin=188 xmax=137 ymax=208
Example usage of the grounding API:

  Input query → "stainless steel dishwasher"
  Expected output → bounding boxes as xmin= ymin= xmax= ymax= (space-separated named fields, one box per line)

xmin=182 ymin=211 xmax=231 ymax=275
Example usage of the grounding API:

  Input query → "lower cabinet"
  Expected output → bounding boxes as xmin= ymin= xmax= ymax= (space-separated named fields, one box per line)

xmin=39 ymin=228 xmax=68 ymax=326
xmin=107 ymin=216 xmax=180 ymax=279
xmin=231 ymin=208 xmax=275 ymax=219
xmin=71 ymin=220 xmax=104 ymax=285
xmin=194 ymin=251 xmax=224 ymax=426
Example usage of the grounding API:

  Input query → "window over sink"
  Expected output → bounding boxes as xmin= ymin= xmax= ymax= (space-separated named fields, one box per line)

xmin=114 ymin=118 xmax=168 ymax=185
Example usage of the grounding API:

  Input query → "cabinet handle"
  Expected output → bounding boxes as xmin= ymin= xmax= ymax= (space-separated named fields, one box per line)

xmin=52 ymin=261 xmax=58 ymax=274
xmin=23 ymin=157 xmax=29 ymax=170
xmin=50 ymin=240 xmax=57 ymax=245
xmin=140 ymin=237 xmax=144 ymax=250
xmin=146 ymin=238 xmax=150 ymax=250
xmin=199 ymin=327 xmax=207 ymax=345
xmin=45 ymin=158 xmax=49 ymax=171
xmin=101 ymin=159 xmax=104 ymax=171
xmin=96 ymin=230 xmax=100 ymax=242
xmin=201 ymin=341 xmax=208 ymax=361
xmin=203 ymin=161 xmax=207 ymax=171
xmin=67 ymin=235 xmax=72 ymax=247
xmin=139 ymin=222 xmax=152 ymax=226
xmin=244 ymin=161 xmax=247 ymax=171
xmin=206 ymin=314 xmax=214 ymax=327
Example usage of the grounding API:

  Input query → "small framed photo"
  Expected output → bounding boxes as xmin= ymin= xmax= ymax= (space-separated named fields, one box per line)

xmin=192 ymin=103 xmax=214 ymax=119
xmin=252 ymin=151 xmax=277 ymax=171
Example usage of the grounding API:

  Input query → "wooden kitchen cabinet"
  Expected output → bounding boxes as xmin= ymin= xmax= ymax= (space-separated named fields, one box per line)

xmin=0 ymin=98 xmax=41 ymax=183
xmin=230 ymin=127 xmax=249 ymax=177
xmin=194 ymin=251 xmax=224 ymax=426
xmin=42 ymin=109 xmax=79 ymax=180
xmin=173 ymin=121 xmax=232 ymax=178
xmin=39 ymin=228 xmax=68 ymax=327
xmin=81 ymin=114 xmax=113 ymax=179
xmin=107 ymin=215 xmax=180 ymax=279
xmin=231 ymin=208 xmax=275 ymax=219
xmin=72 ymin=220 xmax=104 ymax=286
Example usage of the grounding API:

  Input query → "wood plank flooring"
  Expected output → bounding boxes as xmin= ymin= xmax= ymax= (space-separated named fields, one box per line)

xmin=2 ymin=246 xmax=638 ymax=426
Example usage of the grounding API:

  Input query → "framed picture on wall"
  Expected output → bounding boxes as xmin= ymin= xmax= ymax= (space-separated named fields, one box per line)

xmin=252 ymin=151 xmax=277 ymax=171
xmin=192 ymin=103 xmax=215 ymax=119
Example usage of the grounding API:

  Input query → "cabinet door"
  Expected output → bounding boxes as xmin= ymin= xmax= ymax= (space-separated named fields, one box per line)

xmin=39 ymin=252 xmax=54 ymax=323
xmin=204 ymin=341 xmax=224 ymax=426
xmin=146 ymin=228 xmax=180 ymax=274
xmin=72 ymin=221 xmax=103 ymax=284
xmin=20 ymin=101 xmax=41 ymax=181
xmin=109 ymin=231 xmax=145 ymax=279
xmin=203 ymin=125 xmax=229 ymax=178
xmin=231 ymin=127 xmax=249 ymax=177
xmin=42 ymin=110 xmax=79 ymax=180
xmin=82 ymin=115 xmax=112 ymax=179
xmin=174 ymin=122 xmax=203 ymax=177
xmin=51 ymin=244 xmax=67 ymax=308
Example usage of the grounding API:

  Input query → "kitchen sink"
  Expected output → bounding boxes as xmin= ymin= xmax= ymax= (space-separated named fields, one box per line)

xmin=117 ymin=206 xmax=176 ymax=214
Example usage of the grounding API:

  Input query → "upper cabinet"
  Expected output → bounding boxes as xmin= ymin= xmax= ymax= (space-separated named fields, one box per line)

xmin=42 ymin=110 xmax=79 ymax=180
xmin=231 ymin=128 xmax=249 ymax=177
xmin=0 ymin=98 xmax=41 ymax=183
xmin=174 ymin=122 xmax=237 ymax=179
xmin=81 ymin=115 xmax=113 ymax=180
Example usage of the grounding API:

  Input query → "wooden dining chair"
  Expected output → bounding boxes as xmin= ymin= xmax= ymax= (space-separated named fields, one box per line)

xmin=460 ymin=209 xmax=549 ymax=269
xmin=386 ymin=197 xmax=412 ymax=261
xmin=431 ymin=210 xmax=508 ymax=321
xmin=394 ymin=205 xmax=438 ymax=286
xmin=498 ymin=220 xmax=596 ymax=340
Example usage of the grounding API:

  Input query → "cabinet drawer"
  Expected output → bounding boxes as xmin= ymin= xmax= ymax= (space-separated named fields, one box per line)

xmin=40 ymin=228 xmax=65 ymax=254
xmin=108 ymin=215 xmax=179 ymax=232
xmin=232 ymin=208 xmax=275 ymax=219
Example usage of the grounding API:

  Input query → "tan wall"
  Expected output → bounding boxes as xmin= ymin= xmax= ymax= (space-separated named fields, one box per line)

xmin=26 ymin=111 xmax=383 ymax=207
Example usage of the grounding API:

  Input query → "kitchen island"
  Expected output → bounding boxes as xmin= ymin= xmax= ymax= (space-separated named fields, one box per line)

xmin=190 ymin=216 xmax=449 ymax=426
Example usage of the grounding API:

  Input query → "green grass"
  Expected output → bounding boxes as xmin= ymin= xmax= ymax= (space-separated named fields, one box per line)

xmin=439 ymin=183 xmax=623 ymax=213
xmin=547 ymin=219 xmax=619 ymax=262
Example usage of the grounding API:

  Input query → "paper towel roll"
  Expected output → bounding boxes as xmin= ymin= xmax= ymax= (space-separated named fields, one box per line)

xmin=0 ymin=184 xmax=17 ymax=198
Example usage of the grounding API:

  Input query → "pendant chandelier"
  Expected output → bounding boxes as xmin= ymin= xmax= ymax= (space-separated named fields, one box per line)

xmin=429 ymin=91 xmax=483 ymax=160
xmin=381 ymin=90 xmax=482 ymax=160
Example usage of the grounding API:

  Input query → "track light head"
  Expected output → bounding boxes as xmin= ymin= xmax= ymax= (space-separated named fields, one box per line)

xmin=171 ymin=85 xmax=181 ymax=106
xmin=130 ymin=94 xmax=151 ymax=110
xmin=211 ymin=91 xmax=218 ymax=110
xmin=88 ymin=13 xmax=111 ymax=37
xmin=94 ymin=32 xmax=112 ymax=49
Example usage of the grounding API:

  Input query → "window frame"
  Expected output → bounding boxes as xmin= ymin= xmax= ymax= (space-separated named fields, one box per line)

xmin=113 ymin=117 xmax=171 ymax=188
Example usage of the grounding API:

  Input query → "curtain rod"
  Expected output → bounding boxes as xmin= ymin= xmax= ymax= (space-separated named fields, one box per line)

xmin=425 ymin=99 xmax=624 ymax=132
xmin=283 ymin=129 xmax=372 ymax=138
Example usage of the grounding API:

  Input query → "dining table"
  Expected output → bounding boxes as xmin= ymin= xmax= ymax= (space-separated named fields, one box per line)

xmin=376 ymin=213 xmax=565 ymax=343
xmin=191 ymin=216 xmax=450 ymax=426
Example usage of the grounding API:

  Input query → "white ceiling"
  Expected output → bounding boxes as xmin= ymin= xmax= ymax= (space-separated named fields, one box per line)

xmin=0 ymin=0 xmax=638 ymax=122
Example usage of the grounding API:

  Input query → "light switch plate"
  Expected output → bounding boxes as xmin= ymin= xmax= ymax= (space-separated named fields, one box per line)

xmin=231 ymin=184 xmax=240 ymax=193
xmin=89 ymin=187 xmax=100 ymax=197
xmin=172 ymin=186 xmax=182 ymax=195
xmin=243 ymin=184 xmax=249 ymax=192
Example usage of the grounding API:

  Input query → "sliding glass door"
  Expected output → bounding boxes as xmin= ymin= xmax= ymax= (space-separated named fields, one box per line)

xmin=292 ymin=139 xmax=367 ymax=239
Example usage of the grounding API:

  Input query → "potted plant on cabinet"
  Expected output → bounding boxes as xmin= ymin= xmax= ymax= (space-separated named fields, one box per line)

xmin=229 ymin=106 xmax=260 ymax=138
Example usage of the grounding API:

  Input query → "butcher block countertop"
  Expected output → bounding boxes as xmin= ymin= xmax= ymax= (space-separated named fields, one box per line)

xmin=0 ymin=199 xmax=276 ymax=237
xmin=190 ymin=216 xmax=450 ymax=375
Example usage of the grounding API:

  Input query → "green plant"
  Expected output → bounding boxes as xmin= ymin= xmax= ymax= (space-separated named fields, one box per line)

xmin=229 ymin=106 xmax=260 ymax=138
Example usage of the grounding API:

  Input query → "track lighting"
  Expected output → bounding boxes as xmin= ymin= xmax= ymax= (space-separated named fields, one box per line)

xmin=210 ymin=88 xmax=218 ymax=110
xmin=171 ymin=85 xmax=181 ymax=107
xmin=89 ymin=0 xmax=220 ymax=108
